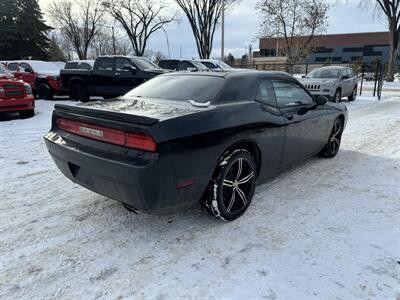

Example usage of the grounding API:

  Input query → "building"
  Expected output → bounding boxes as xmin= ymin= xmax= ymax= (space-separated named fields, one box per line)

xmin=257 ymin=32 xmax=399 ymax=67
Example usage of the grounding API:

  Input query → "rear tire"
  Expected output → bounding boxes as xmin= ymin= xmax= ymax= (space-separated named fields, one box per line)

xmin=70 ymin=82 xmax=90 ymax=102
xmin=333 ymin=89 xmax=342 ymax=103
xmin=36 ymin=83 xmax=54 ymax=100
xmin=319 ymin=118 xmax=344 ymax=158
xmin=348 ymin=86 xmax=357 ymax=101
xmin=202 ymin=150 xmax=257 ymax=221
xmin=19 ymin=110 xmax=35 ymax=119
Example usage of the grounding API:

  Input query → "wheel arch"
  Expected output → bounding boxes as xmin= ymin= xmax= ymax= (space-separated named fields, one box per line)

xmin=69 ymin=77 xmax=87 ymax=89
xmin=35 ymin=77 xmax=49 ymax=87
xmin=220 ymin=139 xmax=262 ymax=175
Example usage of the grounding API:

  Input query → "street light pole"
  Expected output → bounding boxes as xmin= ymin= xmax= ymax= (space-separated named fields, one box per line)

xmin=221 ymin=0 xmax=225 ymax=60
xmin=162 ymin=27 xmax=171 ymax=59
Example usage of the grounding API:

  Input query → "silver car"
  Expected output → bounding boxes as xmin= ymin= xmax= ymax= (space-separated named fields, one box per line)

xmin=300 ymin=66 xmax=358 ymax=102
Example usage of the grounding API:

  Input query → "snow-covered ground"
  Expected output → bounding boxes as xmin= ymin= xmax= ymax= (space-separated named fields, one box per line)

xmin=1 ymin=94 xmax=399 ymax=300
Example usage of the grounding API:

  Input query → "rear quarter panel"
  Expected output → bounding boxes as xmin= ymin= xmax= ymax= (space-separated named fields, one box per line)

xmin=154 ymin=101 xmax=286 ymax=187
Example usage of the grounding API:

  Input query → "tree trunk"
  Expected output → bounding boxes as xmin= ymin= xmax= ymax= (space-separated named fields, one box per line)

xmin=387 ymin=44 xmax=397 ymax=82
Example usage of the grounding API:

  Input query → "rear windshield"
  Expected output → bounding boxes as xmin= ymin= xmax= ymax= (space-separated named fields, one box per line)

xmin=124 ymin=75 xmax=224 ymax=103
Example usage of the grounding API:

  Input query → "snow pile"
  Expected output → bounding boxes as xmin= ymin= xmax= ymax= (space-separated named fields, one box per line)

xmin=1 ymin=96 xmax=399 ymax=299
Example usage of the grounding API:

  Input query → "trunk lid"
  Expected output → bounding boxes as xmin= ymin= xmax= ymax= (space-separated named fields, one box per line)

xmin=55 ymin=97 xmax=213 ymax=126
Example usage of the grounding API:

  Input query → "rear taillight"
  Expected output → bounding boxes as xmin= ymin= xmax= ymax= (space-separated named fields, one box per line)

xmin=56 ymin=118 xmax=157 ymax=152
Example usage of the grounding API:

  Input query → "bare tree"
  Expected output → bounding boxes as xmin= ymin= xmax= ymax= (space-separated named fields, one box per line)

xmin=103 ymin=0 xmax=178 ymax=56
xmin=48 ymin=0 xmax=105 ymax=60
xmin=174 ymin=0 xmax=239 ymax=59
xmin=257 ymin=0 xmax=329 ymax=72
xmin=373 ymin=0 xmax=400 ymax=81
xmin=90 ymin=27 xmax=132 ymax=58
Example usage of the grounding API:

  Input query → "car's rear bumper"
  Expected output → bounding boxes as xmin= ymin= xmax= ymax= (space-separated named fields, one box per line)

xmin=0 ymin=97 xmax=35 ymax=113
xmin=44 ymin=131 xmax=209 ymax=214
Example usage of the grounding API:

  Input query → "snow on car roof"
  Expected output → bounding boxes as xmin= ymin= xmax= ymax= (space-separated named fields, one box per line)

xmin=11 ymin=60 xmax=62 ymax=72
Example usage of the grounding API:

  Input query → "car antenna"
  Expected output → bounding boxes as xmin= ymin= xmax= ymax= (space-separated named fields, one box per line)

xmin=187 ymin=100 xmax=211 ymax=108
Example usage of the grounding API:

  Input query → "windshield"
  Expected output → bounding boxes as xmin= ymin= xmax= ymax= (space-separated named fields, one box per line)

xmin=124 ymin=75 xmax=224 ymax=103
xmin=307 ymin=68 xmax=342 ymax=79
xmin=0 ymin=64 xmax=11 ymax=75
xmin=29 ymin=61 xmax=62 ymax=73
xmin=191 ymin=61 xmax=208 ymax=70
xmin=132 ymin=57 xmax=160 ymax=70
xmin=218 ymin=61 xmax=233 ymax=69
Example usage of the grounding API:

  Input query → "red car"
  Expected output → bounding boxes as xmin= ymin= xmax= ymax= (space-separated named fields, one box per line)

xmin=6 ymin=60 xmax=63 ymax=100
xmin=0 ymin=64 xmax=35 ymax=118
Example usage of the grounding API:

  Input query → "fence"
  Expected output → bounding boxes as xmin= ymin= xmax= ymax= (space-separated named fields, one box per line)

xmin=236 ymin=61 xmax=395 ymax=100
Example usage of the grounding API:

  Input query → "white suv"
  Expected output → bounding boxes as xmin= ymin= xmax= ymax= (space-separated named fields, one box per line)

xmin=299 ymin=66 xmax=358 ymax=102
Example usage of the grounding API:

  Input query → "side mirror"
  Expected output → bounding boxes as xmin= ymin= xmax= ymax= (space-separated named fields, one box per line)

xmin=341 ymin=75 xmax=349 ymax=80
xmin=301 ymin=75 xmax=306 ymax=78
xmin=24 ymin=67 xmax=33 ymax=73
xmin=315 ymin=95 xmax=328 ymax=106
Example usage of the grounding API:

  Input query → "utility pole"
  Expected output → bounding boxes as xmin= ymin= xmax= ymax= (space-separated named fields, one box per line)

xmin=112 ymin=26 xmax=116 ymax=55
xmin=221 ymin=0 xmax=225 ymax=60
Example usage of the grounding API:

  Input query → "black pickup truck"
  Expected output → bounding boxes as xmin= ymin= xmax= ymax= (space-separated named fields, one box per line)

xmin=60 ymin=56 xmax=169 ymax=102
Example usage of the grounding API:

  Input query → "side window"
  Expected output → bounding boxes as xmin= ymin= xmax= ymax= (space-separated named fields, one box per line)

xmin=179 ymin=61 xmax=194 ymax=71
xmin=348 ymin=68 xmax=354 ymax=77
xmin=96 ymin=58 xmax=114 ymax=72
xmin=116 ymin=58 xmax=134 ymax=72
xmin=65 ymin=62 xmax=78 ymax=69
xmin=8 ymin=63 xmax=19 ymax=72
xmin=272 ymin=81 xmax=314 ymax=107
xmin=202 ymin=62 xmax=217 ymax=69
xmin=256 ymin=80 xmax=276 ymax=106
xmin=20 ymin=63 xmax=31 ymax=71
xmin=80 ymin=63 xmax=92 ymax=70
xmin=343 ymin=69 xmax=349 ymax=78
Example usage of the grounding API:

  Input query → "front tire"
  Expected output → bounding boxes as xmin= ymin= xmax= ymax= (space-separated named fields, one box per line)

xmin=319 ymin=118 xmax=344 ymax=158
xmin=70 ymin=83 xmax=90 ymax=102
xmin=202 ymin=150 xmax=257 ymax=221
xmin=36 ymin=83 xmax=54 ymax=100
xmin=333 ymin=89 xmax=342 ymax=103
xmin=348 ymin=86 xmax=357 ymax=101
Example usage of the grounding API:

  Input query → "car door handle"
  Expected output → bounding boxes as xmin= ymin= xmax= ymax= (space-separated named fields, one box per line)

xmin=285 ymin=113 xmax=294 ymax=120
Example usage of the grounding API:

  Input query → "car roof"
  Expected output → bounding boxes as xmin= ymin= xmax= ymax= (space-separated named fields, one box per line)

xmin=67 ymin=60 xmax=94 ymax=63
xmin=318 ymin=66 xmax=349 ymax=70
xmin=159 ymin=59 xmax=199 ymax=62
xmin=197 ymin=59 xmax=220 ymax=62
xmin=160 ymin=70 xmax=294 ymax=80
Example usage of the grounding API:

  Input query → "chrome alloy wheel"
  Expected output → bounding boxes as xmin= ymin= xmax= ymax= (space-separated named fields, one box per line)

xmin=222 ymin=158 xmax=255 ymax=213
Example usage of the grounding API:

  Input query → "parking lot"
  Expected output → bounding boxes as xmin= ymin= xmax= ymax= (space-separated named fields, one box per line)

xmin=1 ymin=94 xmax=399 ymax=299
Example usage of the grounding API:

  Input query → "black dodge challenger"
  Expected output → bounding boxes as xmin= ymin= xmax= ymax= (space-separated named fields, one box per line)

xmin=44 ymin=71 xmax=348 ymax=221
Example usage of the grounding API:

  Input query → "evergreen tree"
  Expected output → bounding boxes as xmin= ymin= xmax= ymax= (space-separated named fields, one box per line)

xmin=0 ymin=0 xmax=51 ymax=60
xmin=17 ymin=0 xmax=52 ymax=59
xmin=48 ymin=34 xmax=67 ymax=62
xmin=0 ymin=0 xmax=19 ymax=59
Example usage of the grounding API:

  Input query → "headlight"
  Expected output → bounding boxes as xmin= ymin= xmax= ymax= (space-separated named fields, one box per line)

xmin=324 ymin=82 xmax=336 ymax=88
xmin=0 ymin=87 xmax=4 ymax=96
xmin=24 ymin=84 xmax=33 ymax=95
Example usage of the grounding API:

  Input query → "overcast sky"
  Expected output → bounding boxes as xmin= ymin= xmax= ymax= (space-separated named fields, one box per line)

xmin=39 ymin=0 xmax=387 ymax=59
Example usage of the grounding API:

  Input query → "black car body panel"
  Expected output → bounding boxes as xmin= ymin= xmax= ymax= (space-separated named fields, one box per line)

xmin=60 ymin=56 xmax=170 ymax=98
xmin=45 ymin=71 xmax=348 ymax=214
